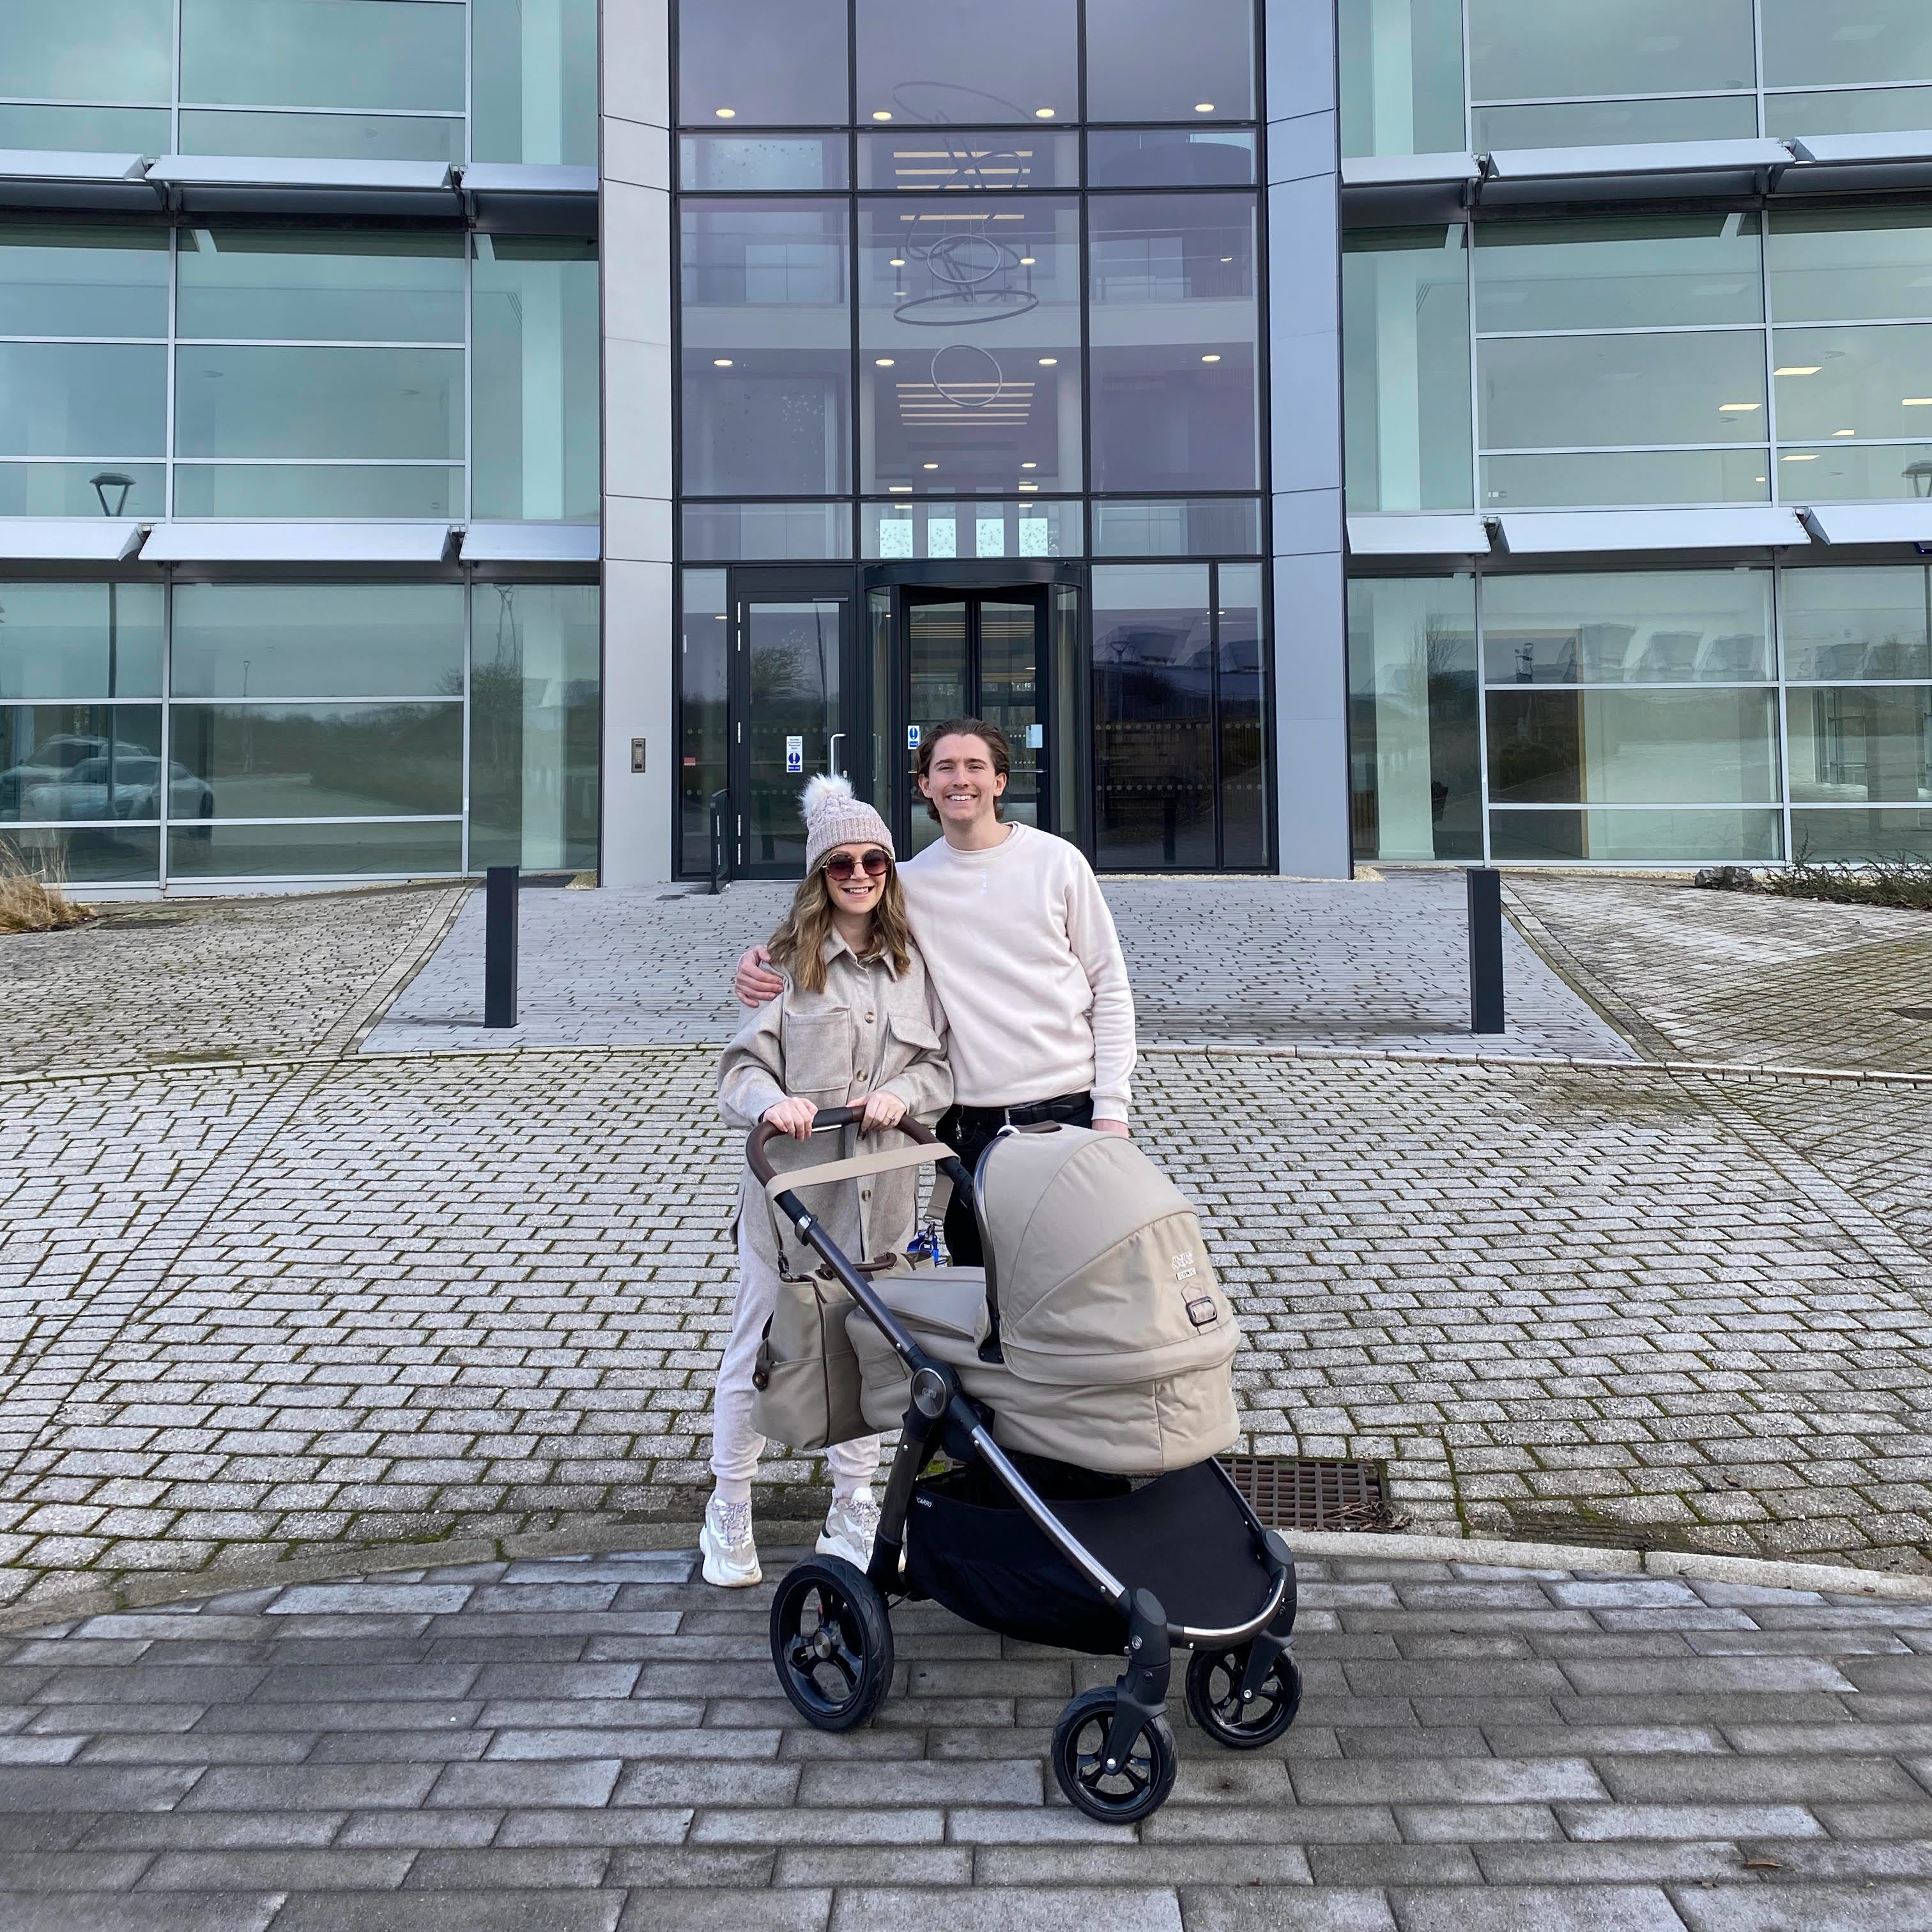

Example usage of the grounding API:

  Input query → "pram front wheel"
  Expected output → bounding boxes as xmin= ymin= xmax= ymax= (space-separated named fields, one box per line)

xmin=1051 ymin=1686 xmax=1177 ymax=1823
xmin=1184 ymin=1643 xmax=1302 ymax=1749
xmin=770 ymin=1556 xmax=894 ymax=1731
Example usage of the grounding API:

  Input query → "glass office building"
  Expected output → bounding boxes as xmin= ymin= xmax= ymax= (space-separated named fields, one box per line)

xmin=6 ymin=1 xmax=1932 ymax=888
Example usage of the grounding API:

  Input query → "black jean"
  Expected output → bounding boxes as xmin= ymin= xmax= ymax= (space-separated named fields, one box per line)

xmin=935 ymin=1092 xmax=1094 ymax=1266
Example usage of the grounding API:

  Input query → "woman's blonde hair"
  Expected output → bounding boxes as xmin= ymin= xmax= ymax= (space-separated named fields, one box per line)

xmin=768 ymin=853 xmax=914 ymax=995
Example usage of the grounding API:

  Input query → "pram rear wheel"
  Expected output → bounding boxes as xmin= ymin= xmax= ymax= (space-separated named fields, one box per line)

xmin=1050 ymin=1686 xmax=1177 ymax=1824
xmin=1184 ymin=1643 xmax=1302 ymax=1749
xmin=769 ymin=1557 xmax=894 ymax=1732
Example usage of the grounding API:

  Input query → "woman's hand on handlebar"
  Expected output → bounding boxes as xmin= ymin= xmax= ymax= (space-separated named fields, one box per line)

xmin=859 ymin=1091 xmax=906 ymax=1133
xmin=762 ymin=1096 xmax=818 ymax=1140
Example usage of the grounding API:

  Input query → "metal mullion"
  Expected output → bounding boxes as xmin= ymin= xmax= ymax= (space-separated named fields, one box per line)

xmin=158 ymin=574 xmax=172 ymax=891
xmin=1752 ymin=0 xmax=1768 ymax=133
xmin=1467 ymin=86 xmax=1759 ymax=109
xmin=1459 ymin=0 xmax=1476 ymax=154
xmin=1209 ymin=559 xmax=1223 ymax=869
xmin=1473 ymin=567 xmax=1492 ymax=864
xmin=173 ymin=101 xmax=465 ymax=119
xmin=172 ymin=0 xmax=182 ymax=152
xmin=165 ymin=222 xmax=178 ymax=519
xmin=461 ymin=575 xmax=471 ymax=873
xmin=1480 ymin=441 xmax=1769 ymax=455
xmin=463 ymin=231 xmax=473 ymax=524
xmin=0 ymin=336 xmax=169 ymax=347
xmin=1473 ymin=323 xmax=1768 ymax=341
xmin=176 ymin=339 xmax=467 ymax=351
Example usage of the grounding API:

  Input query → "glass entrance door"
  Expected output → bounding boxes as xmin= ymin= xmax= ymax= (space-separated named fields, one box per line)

xmin=733 ymin=593 xmax=843 ymax=875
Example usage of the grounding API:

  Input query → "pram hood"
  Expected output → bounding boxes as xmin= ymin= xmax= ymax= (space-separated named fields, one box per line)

xmin=977 ymin=1124 xmax=1239 ymax=1389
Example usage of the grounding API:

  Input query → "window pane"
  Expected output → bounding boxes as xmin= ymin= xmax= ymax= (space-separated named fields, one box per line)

xmin=1767 ymin=86 xmax=1932 ymax=140
xmin=171 ymin=818 xmax=463 ymax=878
xmin=1338 ymin=0 xmax=1464 ymax=158
xmin=1089 ymin=195 xmax=1259 ymax=493
xmin=171 ymin=585 xmax=466 ymax=700
xmin=1087 ymin=131 xmax=1255 ymax=188
xmin=682 ymin=502 xmax=854 ymax=560
xmin=470 ymin=584 xmax=600 ymax=871
xmin=5 ymin=824 xmax=158 ymax=884
xmin=861 ymin=197 xmax=1080 ymax=495
xmin=863 ymin=499 xmax=1079 ymax=559
xmin=1479 ymin=332 xmax=1765 ymax=451
xmin=181 ymin=0 xmax=465 ymax=111
xmin=683 ymin=135 xmax=850 ymax=191
xmin=473 ymin=238 xmax=600 ymax=522
xmin=1487 ymin=688 xmax=1779 ymax=804
xmin=172 ymin=702 xmax=463 ymax=817
xmin=1475 ymin=215 xmax=1761 ymax=334
xmin=180 ymin=109 xmax=464 ymax=164
xmin=1491 ymin=807 xmax=1781 ymax=862
xmin=2 ymin=0 xmax=172 ymax=102
xmin=680 ymin=201 xmax=850 ymax=496
xmin=1468 ymin=0 xmax=1754 ymax=100
xmin=1092 ymin=565 xmax=1215 ymax=868
xmin=1482 ymin=571 xmax=1773 ymax=684
xmin=678 ymin=0 xmax=848 ymax=127
xmin=0 ymin=345 xmax=165 ymax=457
xmin=857 ymin=131 xmax=1077 ymax=191
xmin=473 ymin=0 xmax=598 ymax=165
xmin=1768 ymin=210 xmax=1932 ymax=325
xmin=1781 ymin=567 xmax=1931 ymax=681
xmin=0 ymin=226 xmax=169 ymax=340
xmin=1085 ymin=0 xmax=1254 ymax=122
xmin=1091 ymin=498 xmax=1261 ymax=556
xmin=1346 ymin=574 xmax=1480 ymax=861
xmin=1787 ymin=686 xmax=1932 ymax=805
xmin=679 ymin=569 xmax=729 ymax=875
xmin=1218 ymin=562 xmax=1268 ymax=868
xmin=1344 ymin=228 xmax=1472 ymax=512
xmin=855 ymin=0 xmax=1077 ymax=126
xmin=176 ymin=346 xmax=464 ymax=460
xmin=0 ymin=704 xmax=164 ymax=822
xmin=1791 ymin=806 xmax=1932 ymax=861
xmin=1763 ymin=0 xmax=1932 ymax=90
xmin=172 ymin=465 xmax=462 ymax=519
xmin=1482 ymin=448 xmax=1770 ymax=509
xmin=0 ymin=463 xmax=165 ymax=519
xmin=0 ymin=105 xmax=172 ymax=153
xmin=1773 ymin=325 xmax=1932 ymax=441
xmin=178 ymin=230 xmax=466 ymax=345
xmin=1781 ymin=443 xmax=1932 ymax=503
xmin=1476 ymin=96 xmax=1758 ymax=150
xmin=0 ymin=583 xmax=164 ymax=699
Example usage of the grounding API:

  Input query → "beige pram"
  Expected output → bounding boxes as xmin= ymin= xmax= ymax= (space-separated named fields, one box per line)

xmin=750 ymin=1110 xmax=1301 ymax=1825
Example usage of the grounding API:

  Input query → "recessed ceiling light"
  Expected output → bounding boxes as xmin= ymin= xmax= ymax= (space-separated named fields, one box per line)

xmin=1201 ymin=353 xmax=1222 ymax=363
xmin=1019 ymin=256 xmax=1036 ymax=264
xmin=1034 ymin=107 xmax=1055 ymax=118
xmin=1195 ymin=102 xmax=1215 ymax=112
xmin=889 ymin=484 xmax=911 ymax=492
xmin=875 ymin=357 xmax=895 ymax=367
xmin=1018 ymin=482 xmax=1038 ymax=491
xmin=1038 ymin=356 xmax=1057 ymax=365
xmin=1021 ymin=461 xmax=1037 ymax=469
xmin=713 ymin=358 xmax=733 ymax=367
xmin=1905 ymin=397 xmax=1932 ymax=406
xmin=923 ymin=462 xmax=939 ymax=469
xmin=1774 ymin=365 xmax=1822 ymax=376
xmin=1754 ymin=475 xmax=1768 ymax=483
xmin=1781 ymin=453 xmax=1819 ymax=461
xmin=873 ymin=110 xmax=893 ymax=121
xmin=1833 ymin=427 xmax=1857 ymax=436
xmin=889 ymin=257 xmax=905 ymax=266
xmin=1717 ymin=402 xmax=1759 ymax=411
xmin=714 ymin=107 xmax=735 ymax=119
xmin=1220 ymin=256 xmax=1233 ymax=262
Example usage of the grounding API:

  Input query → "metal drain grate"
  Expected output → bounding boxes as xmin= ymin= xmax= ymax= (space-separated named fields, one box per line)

xmin=1223 ymin=1457 xmax=1390 ymax=1531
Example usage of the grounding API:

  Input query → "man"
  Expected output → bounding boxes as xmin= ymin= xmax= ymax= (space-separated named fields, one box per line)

xmin=735 ymin=716 xmax=1135 ymax=1265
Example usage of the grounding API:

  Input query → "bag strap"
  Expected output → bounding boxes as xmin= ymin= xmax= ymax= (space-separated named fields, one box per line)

xmin=760 ymin=1138 xmax=958 ymax=1273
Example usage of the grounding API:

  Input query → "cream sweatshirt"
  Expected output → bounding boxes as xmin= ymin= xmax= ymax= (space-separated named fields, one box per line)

xmin=900 ymin=822 xmax=1136 ymax=1121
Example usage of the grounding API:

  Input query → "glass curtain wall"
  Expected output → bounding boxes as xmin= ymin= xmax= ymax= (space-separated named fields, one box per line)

xmin=2 ymin=0 xmax=595 ymax=163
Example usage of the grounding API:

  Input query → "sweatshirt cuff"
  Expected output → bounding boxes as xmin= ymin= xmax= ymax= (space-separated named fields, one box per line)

xmin=1092 ymin=1092 xmax=1131 ymax=1124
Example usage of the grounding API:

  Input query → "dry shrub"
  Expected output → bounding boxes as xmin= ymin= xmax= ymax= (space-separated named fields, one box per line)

xmin=0 ymin=842 xmax=91 ymax=934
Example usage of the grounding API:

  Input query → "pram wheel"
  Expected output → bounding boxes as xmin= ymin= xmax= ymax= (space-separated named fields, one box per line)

xmin=1184 ymin=1643 xmax=1302 ymax=1749
xmin=770 ymin=1557 xmax=894 ymax=1731
xmin=1050 ymin=1686 xmax=1177 ymax=1823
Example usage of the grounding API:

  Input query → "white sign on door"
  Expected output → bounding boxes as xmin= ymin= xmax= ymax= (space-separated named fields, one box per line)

xmin=785 ymin=735 xmax=804 ymax=774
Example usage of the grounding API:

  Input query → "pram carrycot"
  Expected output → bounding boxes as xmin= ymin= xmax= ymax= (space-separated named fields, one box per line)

xmin=748 ymin=1108 xmax=1301 ymax=1823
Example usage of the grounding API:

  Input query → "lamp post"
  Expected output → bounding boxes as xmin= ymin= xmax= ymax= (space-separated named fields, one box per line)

xmin=91 ymin=472 xmax=134 ymax=822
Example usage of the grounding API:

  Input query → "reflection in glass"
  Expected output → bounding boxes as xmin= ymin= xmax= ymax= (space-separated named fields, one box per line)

xmin=1087 ymin=131 xmax=1255 ymax=188
xmin=1791 ymin=806 xmax=1932 ymax=861
xmin=0 ymin=584 xmax=164 ymax=699
xmin=1475 ymin=215 xmax=1761 ymax=334
xmin=177 ymin=231 xmax=466 ymax=345
xmin=1218 ymin=564 xmax=1268 ymax=868
xmin=180 ymin=109 xmax=463 ymax=163
xmin=1768 ymin=210 xmax=1932 ymax=325
xmin=855 ymin=0 xmax=1077 ymax=126
xmin=169 ymin=818 xmax=463 ymax=878
xmin=0 ymin=105 xmax=172 ymax=153
xmin=172 ymin=465 xmax=462 ymax=519
xmin=1779 ymin=444 xmax=1932 ymax=504
xmin=863 ymin=500 xmax=1079 ymax=560
xmin=172 ymin=703 xmax=462 ymax=818
xmin=0 ymin=345 xmax=165 ymax=457
xmin=3 ymin=824 xmax=158 ymax=884
xmin=181 ymin=0 xmax=465 ymax=111
xmin=1481 ymin=571 xmax=1773 ymax=685
xmin=469 ymin=585 xmax=601 ymax=871
xmin=1091 ymin=498 xmax=1262 ymax=556
xmin=860 ymin=198 xmax=1080 ymax=494
xmin=1486 ymin=688 xmax=1779 ymax=804
xmin=1346 ymin=575 xmax=1480 ymax=862
xmin=1482 ymin=449 xmax=1770 ymax=509
xmin=1476 ymin=96 xmax=1758 ymax=150
xmin=746 ymin=599 xmax=840 ymax=870
xmin=171 ymin=585 xmax=466 ymax=700
xmin=1767 ymin=86 xmax=1932 ymax=140
xmin=1344 ymin=228 xmax=1472 ymax=512
xmin=678 ymin=0 xmax=848 ymax=128
xmin=1092 ymin=565 xmax=1215 ymax=868
xmin=3 ymin=1 xmax=172 ymax=102
xmin=1787 ymin=686 xmax=1932 ymax=804
xmin=1781 ymin=568 xmax=1931 ymax=681
xmin=175 ymin=346 xmax=464 ymax=460
xmin=0 ymin=463 xmax=165 ymax=519
xmin=978 ymin=600 xmax=1042 ymax=830
xmin=1761 ymin=0 xmax=1932 ymax=90
xmin=473 ymin=238 xmax=601 ymax=521
xmin=0 ymin=227 xmax=169 ymax=339
xmin=0 ymin=704 xmax=164 ymax=822
xmin=1468 ymin=0 xmax=1754 ymax=102
xmin=1491 ymin=808 xmax=1781 ymax=862
xmin=680 ymin=201 xmax=850 ymax=496
xmin=1089 ymin=195 xmax=1259 ymax=493
xmin=683 ymin=136 xmax=850 ymax=192
xmin=679 ymin=571 xmax=730 ymax=875
xmin=683 ymin=502 xmax=854 ymax=560
xmin=857 ymin=132 xmax=1078 ymax=191
xmin=1774 ymin=326 xmax=1932 ymax=442
xmin=1480 ymin=332 xmax=1765 ymax=452
xmin=473 ymin=0 xmax=598 ymax=165
xmin=1338 ymin=0 xmax=1466 ymax=158
xmin=1084 ymin=0 xmax=1254 ymax=123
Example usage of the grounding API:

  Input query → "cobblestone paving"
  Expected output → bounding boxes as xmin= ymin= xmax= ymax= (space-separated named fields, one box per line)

xmin=5 ymin=1046 xmax=1931 ymax=1625
xmin=2 ymin=1550 xmax=1931 ymax=1929
xmin=1505 ymin=876 xmax=1932 ymax=1073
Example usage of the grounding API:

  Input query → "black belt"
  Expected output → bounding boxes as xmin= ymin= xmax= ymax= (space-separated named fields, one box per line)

xmin=946 ymin=1091 xmax=1091 ymax=1131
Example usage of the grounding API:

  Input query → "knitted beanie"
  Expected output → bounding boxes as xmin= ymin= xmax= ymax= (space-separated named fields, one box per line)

xmin=801 ymin=774 xmax=895 ymax=874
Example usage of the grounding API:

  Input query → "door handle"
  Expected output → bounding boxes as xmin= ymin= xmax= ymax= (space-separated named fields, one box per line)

xmin=829 ymin=732 xmax=845 ymax=777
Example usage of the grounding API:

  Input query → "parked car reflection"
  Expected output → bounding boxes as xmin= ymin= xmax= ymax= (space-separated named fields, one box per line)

xmin=14 ymin=751 xmax=213 ymax=826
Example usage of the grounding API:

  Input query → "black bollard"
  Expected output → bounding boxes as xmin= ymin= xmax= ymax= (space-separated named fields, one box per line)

xmin=484 ymin=864 xmax=519 ymax=1028
xmin=1466 ymin=866 xmax=1505 ymax=1035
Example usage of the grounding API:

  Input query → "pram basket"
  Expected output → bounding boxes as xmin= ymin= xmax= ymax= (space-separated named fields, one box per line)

xmin=747 ymin=1106 xmax=1301 ymax=1823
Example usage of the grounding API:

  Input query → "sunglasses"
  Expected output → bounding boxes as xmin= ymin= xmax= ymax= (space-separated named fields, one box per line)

xmin=823 ymin=847 xmax=893 ymax=882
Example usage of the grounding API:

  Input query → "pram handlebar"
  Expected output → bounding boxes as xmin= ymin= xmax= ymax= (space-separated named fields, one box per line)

xmin=746 ymin=1105 xmax=949 ymax=1188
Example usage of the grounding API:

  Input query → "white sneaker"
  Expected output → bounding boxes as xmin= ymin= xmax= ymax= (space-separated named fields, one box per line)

xmin=817 ymin=1492 xmax=881 ymax=1570
xmin=700 ymin=1492 xmax=761 ymax=1588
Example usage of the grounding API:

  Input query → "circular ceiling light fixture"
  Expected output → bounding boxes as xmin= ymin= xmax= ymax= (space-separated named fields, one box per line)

xmin=1019 ymin=256 xmax=1036 ymax=265
xmin=872 ymin=110 xmax=893 ymax=121
xmin=875 ymin=356 xmax=895 ymax=367
xmin=923 ymin=462 xmax=939 ymax=470
xmin=713 ymin=357 xmax=734 ymax=367
xmin=1200 ymin=353 xmax=1222 ymax=363
xmin=715 ymin=107 xmax=736 ymax=118
xmin=1038 ymin=356 xmax=1057 ymax=365
xmin=1195 ymin=102 xmax=1215 ymax=112
xmin=1034 ymin=107 xmax=1055 ymax=118
xmin=1021 ymin=461 xmax=1037 ymax=469
xmin=889 ymin=257 xmax=906 ymax=266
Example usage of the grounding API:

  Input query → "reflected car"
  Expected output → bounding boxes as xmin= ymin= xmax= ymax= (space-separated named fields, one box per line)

xmin=0 ymin=734 xmax=137 ymax=815
xmin=19 ymin=755 xmax=213 ymax=826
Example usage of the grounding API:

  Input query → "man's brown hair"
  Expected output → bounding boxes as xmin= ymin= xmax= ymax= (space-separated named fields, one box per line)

xmin=914 ymin=716 xmax=1012 ymax=824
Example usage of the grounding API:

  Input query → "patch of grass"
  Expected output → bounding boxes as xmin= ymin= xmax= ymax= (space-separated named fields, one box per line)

xmin=0 ymin=843 xmax=91 ymax=934
xmin=1695 ymin=854 xmax=1932 ymax=911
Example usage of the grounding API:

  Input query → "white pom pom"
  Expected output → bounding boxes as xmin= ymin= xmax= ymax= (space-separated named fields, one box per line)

xmin=799 ymin=772 xmax=853 ymax=824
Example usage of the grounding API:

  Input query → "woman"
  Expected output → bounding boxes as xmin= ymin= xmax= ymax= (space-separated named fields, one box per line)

xmin=709 ymin=774 xmax=951 ymax=1587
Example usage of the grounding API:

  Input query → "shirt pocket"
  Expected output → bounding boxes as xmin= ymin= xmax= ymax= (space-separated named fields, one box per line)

xmin=781 ymin=1009 xmax=855 ymax=1101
